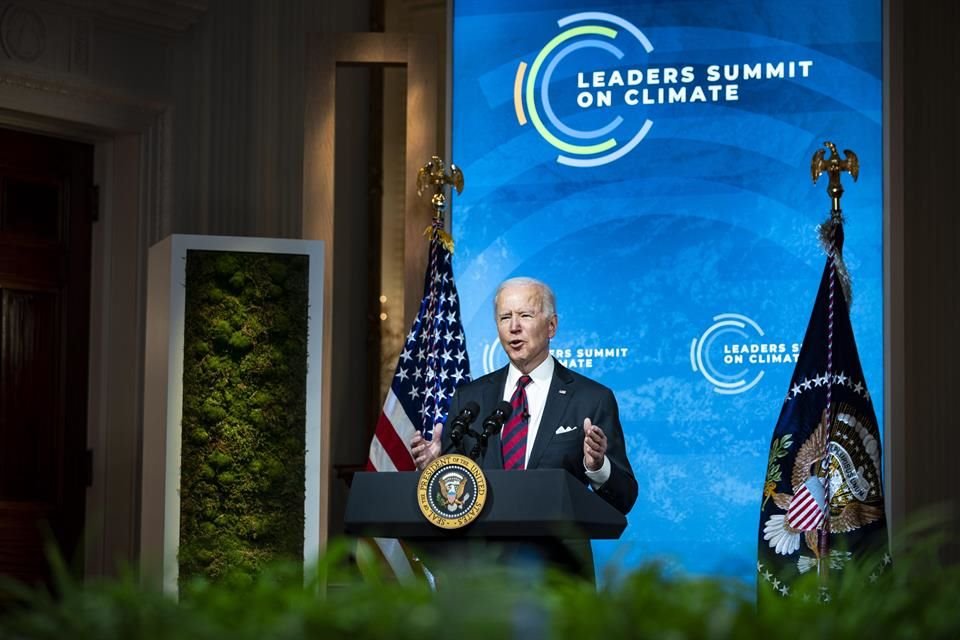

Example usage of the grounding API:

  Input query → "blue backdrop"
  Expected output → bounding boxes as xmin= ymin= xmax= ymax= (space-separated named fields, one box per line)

xmin=451 ymin=0 xmax=882 ymax=582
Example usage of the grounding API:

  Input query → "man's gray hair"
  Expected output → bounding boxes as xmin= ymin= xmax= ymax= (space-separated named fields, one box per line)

xmin=494 ymin=277 xmax=557 ymax=318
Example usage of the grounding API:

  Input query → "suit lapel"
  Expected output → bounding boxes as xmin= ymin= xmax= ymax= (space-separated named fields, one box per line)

xmin=527 ymin=362 xmax=574 ymax=469
xmin=480 ymin=367 xmax=508 ymax=468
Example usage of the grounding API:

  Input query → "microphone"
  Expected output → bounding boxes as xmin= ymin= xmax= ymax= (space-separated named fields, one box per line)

xmin=448 ymin=401 xmax=481 ymax=446
xmin=481 ymin=401 xmax=514 ymax=439
xmin=470 ymin=400 xmax=513 ymax=460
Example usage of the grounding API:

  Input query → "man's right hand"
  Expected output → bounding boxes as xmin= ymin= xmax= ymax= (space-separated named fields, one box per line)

xmin=410 ymin=425 xmax=442 ymax=471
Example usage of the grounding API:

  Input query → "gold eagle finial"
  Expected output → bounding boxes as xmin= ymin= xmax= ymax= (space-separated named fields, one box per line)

xmin=417 ymin=155 xmax=464 ymax=198
xmin=417 ymin=156 xmax=464 ymax=253
xmin=811 ymin=141 xmax=858 ymax=185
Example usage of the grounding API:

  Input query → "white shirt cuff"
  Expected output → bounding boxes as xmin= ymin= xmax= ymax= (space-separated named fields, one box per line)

xmin=584 ymin=455 xmax=611 ymax=488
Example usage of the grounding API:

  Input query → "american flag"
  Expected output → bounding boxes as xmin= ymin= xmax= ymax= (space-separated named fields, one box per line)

xmin=366 ymin=222 xmax=471 ymax=472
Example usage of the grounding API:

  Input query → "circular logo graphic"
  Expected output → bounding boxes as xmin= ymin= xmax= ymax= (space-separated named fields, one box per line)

xmin=690 ymin=313 xmax=799 ymax=395
xmin=515 ymin=11 xmax=654 ymax=167
xmin=417 ymin=454 xmax=488 ymax=529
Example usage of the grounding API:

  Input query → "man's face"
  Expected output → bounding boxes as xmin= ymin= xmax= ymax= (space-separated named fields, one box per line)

xmin=495 ymin=283 xmax=557 ymax=374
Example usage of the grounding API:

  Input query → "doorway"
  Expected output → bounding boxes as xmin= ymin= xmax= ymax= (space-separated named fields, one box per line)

xmin=0 ymin=126 xmax=94 ymax=586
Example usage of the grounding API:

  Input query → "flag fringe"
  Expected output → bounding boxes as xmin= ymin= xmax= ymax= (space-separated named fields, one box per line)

xmin=817 ymin=216 xmax=852 ymax=307
xmin=423 ymin=224 xmax=455 ymax=254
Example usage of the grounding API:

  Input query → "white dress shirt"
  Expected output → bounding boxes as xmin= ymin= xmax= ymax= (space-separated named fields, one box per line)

xmin=502 ymin=356 xmax=611 ymax=486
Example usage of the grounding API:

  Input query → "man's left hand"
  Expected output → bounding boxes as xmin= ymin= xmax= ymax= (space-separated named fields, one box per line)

xmin=583 ymin=417 xmax=607 ymax=471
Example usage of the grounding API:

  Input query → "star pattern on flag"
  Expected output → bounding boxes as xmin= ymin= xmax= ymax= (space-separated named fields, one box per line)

xmin=366 ymin=222 xmax=472 ymax=473
xmin=783 ymin=370 xmax=873 ymax=403
xmin=391 ymin=246 xmax=471 ymax=438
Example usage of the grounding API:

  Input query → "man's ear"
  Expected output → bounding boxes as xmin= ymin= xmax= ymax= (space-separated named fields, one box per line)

xmin=548 ymin=314 xmax=558 ymax=339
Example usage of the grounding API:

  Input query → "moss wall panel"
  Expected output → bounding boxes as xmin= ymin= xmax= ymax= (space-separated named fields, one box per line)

xmin=179 ymin=250 xmax=309 ymax=586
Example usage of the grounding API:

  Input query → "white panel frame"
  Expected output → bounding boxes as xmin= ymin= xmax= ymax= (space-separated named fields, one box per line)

xmin=141 ymin=234 xmax=325 ymax=595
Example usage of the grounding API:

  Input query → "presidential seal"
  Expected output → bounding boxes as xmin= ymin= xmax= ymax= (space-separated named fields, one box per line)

xmin=417 ymin=454 xmax=487 ymax=529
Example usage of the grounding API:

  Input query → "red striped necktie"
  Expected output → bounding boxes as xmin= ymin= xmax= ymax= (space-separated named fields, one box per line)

xmin=501 ymin=375 xmax=532 ymax=470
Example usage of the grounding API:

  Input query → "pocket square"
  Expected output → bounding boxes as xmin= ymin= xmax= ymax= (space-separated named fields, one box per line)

xmin=555 ymin=425 xmax=578 ymax=435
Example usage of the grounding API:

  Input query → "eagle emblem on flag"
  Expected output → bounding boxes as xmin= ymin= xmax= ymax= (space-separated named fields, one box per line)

xmin=763 ymin=403 xmax=885 ymax=571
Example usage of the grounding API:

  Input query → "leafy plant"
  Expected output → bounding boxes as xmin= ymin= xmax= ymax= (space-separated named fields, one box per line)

xmin=2 ymin=523 xmax=959 ymax=640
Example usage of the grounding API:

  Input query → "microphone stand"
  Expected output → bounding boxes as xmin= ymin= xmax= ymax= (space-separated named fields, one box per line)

xmin=443 ymin=427 xmax=483 ymax=457
xmin=469 ymin=402 xmax=512 ymax=462
xmin=469 ymin=426 xmax=495 ymax=461
xmin=441 ymin=406 xmax=481 ymax=456
xmin=442 ymin=433 xmax=466 ymax=456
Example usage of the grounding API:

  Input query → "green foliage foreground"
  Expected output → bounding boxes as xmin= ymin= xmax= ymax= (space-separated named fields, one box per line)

xmin=2 ymin=531 xmax=959 ymax=640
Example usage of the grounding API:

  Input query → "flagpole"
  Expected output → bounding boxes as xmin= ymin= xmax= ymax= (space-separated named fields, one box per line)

xmin=810 ymin=141 xmax=860 ymax=587
xmin=365 ymin=157 xmax=470 ymax=582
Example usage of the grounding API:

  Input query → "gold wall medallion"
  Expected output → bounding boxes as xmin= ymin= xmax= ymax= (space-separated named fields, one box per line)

xmin=417 ymin=454 xmax=487 ymax=529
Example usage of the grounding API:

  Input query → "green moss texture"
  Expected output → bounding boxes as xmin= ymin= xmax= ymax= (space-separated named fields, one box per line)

xmin=179 ymin=250 xmax=309 ymax=587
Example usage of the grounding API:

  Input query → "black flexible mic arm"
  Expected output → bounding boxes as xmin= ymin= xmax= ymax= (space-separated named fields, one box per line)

xmin=442 ymin=401 xmax=480 ymax=455
xmin=470 ymin=400 xmax=513 ymax=461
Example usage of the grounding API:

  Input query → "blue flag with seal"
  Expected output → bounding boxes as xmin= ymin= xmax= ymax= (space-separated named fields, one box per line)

xmin=757 ymin=208 xmax=889 ymax=598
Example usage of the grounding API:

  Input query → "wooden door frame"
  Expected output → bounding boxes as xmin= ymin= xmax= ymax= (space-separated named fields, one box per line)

xmin=0 ymin=70 xmax=170 ymax=579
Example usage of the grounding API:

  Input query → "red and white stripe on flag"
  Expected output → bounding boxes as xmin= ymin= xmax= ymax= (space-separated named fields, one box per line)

xmin=787 ymin=475 xmax=828 ymax=531
xmin=366 ymin=388 xmax=417 ymax=472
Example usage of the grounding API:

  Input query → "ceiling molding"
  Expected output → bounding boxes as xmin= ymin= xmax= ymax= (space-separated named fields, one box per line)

xmin=46 ymin=0 xmax=209 ymax=35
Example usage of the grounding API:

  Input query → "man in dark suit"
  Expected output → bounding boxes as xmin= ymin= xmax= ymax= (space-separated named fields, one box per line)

xmin=410 ymin=277 xmax=637 ymax=577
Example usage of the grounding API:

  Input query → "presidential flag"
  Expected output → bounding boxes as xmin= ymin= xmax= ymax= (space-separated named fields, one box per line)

xmin=366 ymin=220 xmax=471 ymax=472
xmin=758 ymin=218 xmax=889 ymax=598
